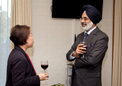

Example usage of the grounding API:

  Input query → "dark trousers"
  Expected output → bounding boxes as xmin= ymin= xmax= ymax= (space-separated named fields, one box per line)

xmin=71 ymin=65 xmax=77 ymax=86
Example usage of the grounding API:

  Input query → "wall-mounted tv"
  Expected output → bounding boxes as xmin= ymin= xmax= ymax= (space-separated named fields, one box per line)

xmin=52 ymin=0 xmax=103 ymax=19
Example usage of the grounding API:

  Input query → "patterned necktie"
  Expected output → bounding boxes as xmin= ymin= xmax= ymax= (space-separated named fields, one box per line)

xmin=83 ymin=32 xmax=88 ymax=42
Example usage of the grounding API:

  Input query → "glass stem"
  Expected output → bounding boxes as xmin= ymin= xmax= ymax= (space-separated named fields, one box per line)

xmin=44 ymin=70 xmax=46 ymax=73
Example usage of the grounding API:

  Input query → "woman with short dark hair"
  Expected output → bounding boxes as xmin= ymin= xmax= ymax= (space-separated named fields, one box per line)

xmin=6 ymin=25 xmax=48 ymax=86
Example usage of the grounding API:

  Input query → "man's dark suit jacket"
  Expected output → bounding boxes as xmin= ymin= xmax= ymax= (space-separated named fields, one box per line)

xmin=6 ymin=46 xmax=40 ymax=86
xmin=66 ymin=27 xmax=109 ymax=86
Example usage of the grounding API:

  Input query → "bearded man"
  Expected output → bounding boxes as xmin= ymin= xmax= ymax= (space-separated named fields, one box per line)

xmin=66 ymin=5 xmax=109 ymax=86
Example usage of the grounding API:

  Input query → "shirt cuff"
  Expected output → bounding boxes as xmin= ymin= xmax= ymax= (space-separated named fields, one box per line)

xmin=70 ymin=51 xmax=76 ymax=60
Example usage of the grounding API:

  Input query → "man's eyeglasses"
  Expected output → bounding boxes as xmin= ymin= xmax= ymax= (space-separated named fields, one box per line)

xmin=80 ymin=17 xmax=90 ymax=21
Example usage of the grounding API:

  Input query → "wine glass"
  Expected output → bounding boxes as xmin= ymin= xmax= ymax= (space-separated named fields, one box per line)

xmin=41 ymin=60 xmax=48 ymax=73
xmin=80 ymin=41 xmax=86 ymax=59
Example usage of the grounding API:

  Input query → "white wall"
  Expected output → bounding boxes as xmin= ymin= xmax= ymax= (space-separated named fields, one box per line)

xmin=31 ymin=0 xmax=113 ymax=86
xmin=100 ymin=0 xmax=113 ymax=86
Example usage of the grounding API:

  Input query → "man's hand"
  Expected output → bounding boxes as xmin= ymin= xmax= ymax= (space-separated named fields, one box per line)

xmin=72 ymin=44 xmax=87 ymax=58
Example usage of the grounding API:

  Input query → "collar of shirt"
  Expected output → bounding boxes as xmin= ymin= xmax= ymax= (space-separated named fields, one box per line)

xmin=84 ymin=26 xmax=97 ymax=35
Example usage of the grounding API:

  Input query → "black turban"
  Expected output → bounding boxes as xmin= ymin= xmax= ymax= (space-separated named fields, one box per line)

xmin=81 ymin=5 xmax=102 ymax=24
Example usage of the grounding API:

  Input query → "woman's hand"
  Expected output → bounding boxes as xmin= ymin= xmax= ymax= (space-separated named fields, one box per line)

xmin=38 ymin=73 xmax=49 ymax=81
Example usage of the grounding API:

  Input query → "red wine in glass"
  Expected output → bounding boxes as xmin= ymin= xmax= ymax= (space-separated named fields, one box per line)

xmin=41 ymin=65 xmax=48 ymax=70
xmin=80 ymin=41 xmax=86 ymax=59
xmin=41 ymin=60 xmax=48 ymax=72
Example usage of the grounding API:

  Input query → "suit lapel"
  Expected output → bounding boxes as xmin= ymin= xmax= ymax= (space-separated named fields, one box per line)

xmin=15 ymin=46 xmax=35 ymax=74
xmin=79 ymin=33 xmax=84 ymax=43
xmin=85 ymin=27 xmax=99 ymax=44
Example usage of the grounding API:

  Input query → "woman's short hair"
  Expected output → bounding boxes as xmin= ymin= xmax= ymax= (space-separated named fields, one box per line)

xmin=10 ymin=25 xmax=30 ymax=46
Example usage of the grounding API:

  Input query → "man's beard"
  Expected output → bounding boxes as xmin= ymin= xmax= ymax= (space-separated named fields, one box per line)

xmin=81 ymin=22 xmax=93 ymax=31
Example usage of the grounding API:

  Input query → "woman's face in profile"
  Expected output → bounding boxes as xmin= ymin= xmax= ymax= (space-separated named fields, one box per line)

xmin=26 ymin=31 xmax=34 ymax=48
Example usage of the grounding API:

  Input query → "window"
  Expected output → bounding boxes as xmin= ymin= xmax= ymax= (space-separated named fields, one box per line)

xmin=0 ymin=0 xmax=11 ymax=85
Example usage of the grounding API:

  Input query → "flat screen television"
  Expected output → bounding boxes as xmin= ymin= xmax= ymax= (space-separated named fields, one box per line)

xmin=52 ymin=0 xmax=103 ymax=19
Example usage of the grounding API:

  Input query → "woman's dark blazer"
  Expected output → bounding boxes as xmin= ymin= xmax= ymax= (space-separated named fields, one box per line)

xmin=6 ymin=46 xmax=40 ymax=86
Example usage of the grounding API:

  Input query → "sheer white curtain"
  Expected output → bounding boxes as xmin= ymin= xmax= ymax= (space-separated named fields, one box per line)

xmin=0 ymin=0 xmax=11 ymax=86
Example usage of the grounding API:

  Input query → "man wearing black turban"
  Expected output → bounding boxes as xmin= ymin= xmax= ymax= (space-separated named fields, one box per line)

xmin=66 ymin=5 xmax=109 ymax=86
